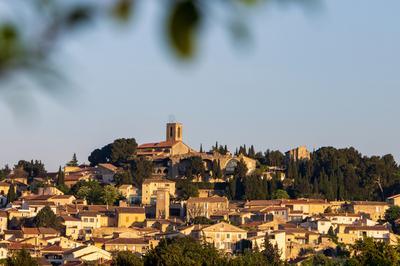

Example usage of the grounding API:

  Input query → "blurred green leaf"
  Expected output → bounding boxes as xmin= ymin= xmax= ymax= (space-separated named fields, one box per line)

xmin=229 ymin=19 xmax=251 ymax=44
xmin=65 ymin=6 xmax=93 ymax=28
xmin=238 ymin=0 xmax=262 ymax=6
xmin=167 ymin=0 xmax=201 ymax=58
xmin=0 ymin=24 xmax=21 ymax=69
xmin=112 ymin=0 xmax=134 ymax=22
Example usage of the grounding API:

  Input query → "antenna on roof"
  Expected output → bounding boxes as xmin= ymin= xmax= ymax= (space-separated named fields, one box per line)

xmin=168 ymin=114 xmax=176 ymax=123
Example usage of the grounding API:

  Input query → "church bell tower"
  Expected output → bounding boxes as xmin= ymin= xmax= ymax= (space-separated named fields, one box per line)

xmin=166 ymin=122 xmax=183 ymax=142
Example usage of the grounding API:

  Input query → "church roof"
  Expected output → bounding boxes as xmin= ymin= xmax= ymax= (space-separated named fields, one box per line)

xmin=138 ymin=141 xmax=178 ymax=149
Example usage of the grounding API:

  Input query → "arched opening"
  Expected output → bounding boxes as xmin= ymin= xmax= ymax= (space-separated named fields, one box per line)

xmin=225 ymin=159 xmax=239 ymax=175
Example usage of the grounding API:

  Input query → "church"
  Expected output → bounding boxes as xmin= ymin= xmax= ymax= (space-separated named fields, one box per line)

xmin=136 ymin=122 xmax=195 ymax=158
xmin=136 ymin=122 xmax=256 ymax=179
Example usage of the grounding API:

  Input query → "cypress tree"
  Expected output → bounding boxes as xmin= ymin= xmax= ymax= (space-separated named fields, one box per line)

xmin=56 ymin=166 xmax=65 ymax=186
xmin=216 ymin=160 xmax=223 ymax=178
xmin=248 ymin=145 xmax=255 ymax=158
xmin=7 ymin=183 xmax=17 ymax=203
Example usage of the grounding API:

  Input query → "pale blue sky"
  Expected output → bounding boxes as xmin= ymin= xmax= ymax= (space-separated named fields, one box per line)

xmin=0 ymin=0 xmax=399 ymax=171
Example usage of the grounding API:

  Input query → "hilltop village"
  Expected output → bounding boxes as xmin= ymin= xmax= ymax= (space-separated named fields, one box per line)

xmin=0 ymin=123 xmax=400 ymax=265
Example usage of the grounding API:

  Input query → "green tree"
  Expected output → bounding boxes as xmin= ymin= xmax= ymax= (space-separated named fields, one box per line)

xmin=176 ymin=179 xmax=199 ymax=200
xmin=347 ymin=237 xmax=400 ymax=265
xmin=385 ymin=205 xmax=400 ymax=233
xmin=0 ymin=165 xmax=11 ymax=181
xmin=144 ymin=237 xmax=226 ymax=265
xmin=211 ymin=160 xmax=223 ymax=179
xmin=263 ymin=150 xmax=285 ymax=167
xmin=230 ymin=250 xmax=271 ymax=266
xmin=184 ymin=156 xmax=205 ymax=180
xmin=5 ymin=249 xmax=39 ymax=266
xmin=301 ymin=254 xmax=336 ymax=266
xmin=131 ymin=157 xmax=153 ymax=186
xmin=56 ymin=166 xmax=65 ymax=186
xmin=102 ymin=185 xmax=119 ymax=208
xmin=111 ymin=139 xmax=138 ymax=165
xmin=7 ymin=183 xmax=17 ymax=203
xmin=111 ymin=251 xmax=143 ymax=266
xmin=248 ymin=145 xmax=256 ymax=158
xmin=243 ymin=175 xmax=268 ymax=200
xmin=88 ymin=138 xmax=137 ymax=166
xmin=327 ymin=226 xmax=338 ymax=243
xmin=191 ymin=216 xmax=214 ymax=225
xmin=15 ymin=160 xmax=46 ymax=179
xmin=66 ymin=153 xmax=79 ymax=167
xmin=72 ymin=180 xmax=104 ymax=204
xmin=263 ymin=234 xmax=282 ymax=265
xmin=114 ymin=169 xmax=133 ymax=185
xmin=234 ymin=159 xmax=248 ymax=178
xmin=272 ymin=189 xmax=289 ymax=199
xmin=33 ymin=206 xmax=62 ymax=230
xmin=76 ymin=186 xmax=91 ymax=200
xmin=227 ymin=159 xmax=249 ymax=200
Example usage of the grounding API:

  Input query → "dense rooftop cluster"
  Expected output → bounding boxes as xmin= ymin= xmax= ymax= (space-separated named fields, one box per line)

xmin=0 ymin=123 xmax=400 ymax=265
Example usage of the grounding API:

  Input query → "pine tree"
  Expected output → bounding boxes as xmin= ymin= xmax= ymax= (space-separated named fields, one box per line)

xmin=7 ymin=183 xmax=17 ymax=203
xmin=199 ymin=144 xmax=203 ymax=153
xmin=66 ymin=153 xmax=79 ymax=167
xmin=56 ymin=166 xmax=65 ymax=186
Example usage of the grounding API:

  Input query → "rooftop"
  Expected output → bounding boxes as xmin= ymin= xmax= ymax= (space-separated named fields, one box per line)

xmin=138 ymin=140 xmax=178 ymax=149
xmin=116 ymin=207 xmax=145 ymax=214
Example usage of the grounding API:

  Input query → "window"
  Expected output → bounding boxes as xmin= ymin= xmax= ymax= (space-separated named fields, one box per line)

xmin=226 ymin=233 xmax=230 ymax=239
xmin=83 ymin=218 xmax=88 ymax=222
xmin=170 ymin=127 xmax=173 ymax=137
xmin=238 ymin=234 xmax=241 ymax=239
xmin=178 ymin=127 xmax=181 ymax=138
xmin=216 ymin=233 xmax=220 ymax=238
xmin=89 ymin=218 xmax=94 ymax=223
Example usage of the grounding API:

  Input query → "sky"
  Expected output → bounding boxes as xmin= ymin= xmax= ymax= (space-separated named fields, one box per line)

xmin=0 ymin=0 xmax=399 ymax=171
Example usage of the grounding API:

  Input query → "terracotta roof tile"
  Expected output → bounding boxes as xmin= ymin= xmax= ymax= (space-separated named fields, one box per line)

xmin=104 ymin=238 xmax=148 ymax=245
xmin=142 ymin=178 xmax=175 ymax=184
xmin=138 ymin=141 xmax=177 ymax=149
xmin=352 ymin=201 xmax=388 ymax=206
xmin=116 ymin=207 xmax=145 ymax=214
xmin=187 ymin=196 xmax=228 ymax=204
